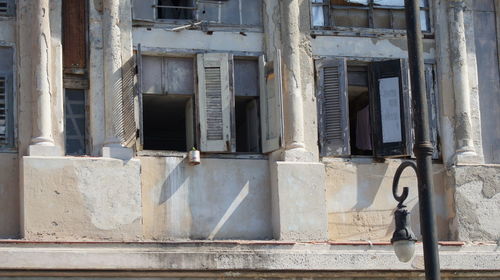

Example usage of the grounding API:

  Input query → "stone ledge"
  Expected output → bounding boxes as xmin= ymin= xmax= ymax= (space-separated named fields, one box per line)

xmin=0 ymin=242 xmax=497 ymax=273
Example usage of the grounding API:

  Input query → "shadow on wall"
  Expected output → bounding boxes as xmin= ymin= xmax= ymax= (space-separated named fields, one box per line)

xmin=150 ymin=157 xmax=272 ymax=240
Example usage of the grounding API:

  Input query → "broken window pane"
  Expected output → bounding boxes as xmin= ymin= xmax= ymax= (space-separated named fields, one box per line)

xmin=373 ymin=9 xmax=391 ymax=29
xmin=157 ymin=0 xmax=195 ymax=20
xmin=332 ymin=8 xmax=369 ymax=27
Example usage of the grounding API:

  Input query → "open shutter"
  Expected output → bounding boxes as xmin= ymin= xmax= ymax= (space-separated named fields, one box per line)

xmin=132 ymin=0 xmax=155 ymax=22
xmin=259 ymin=52 xmax=284 ymax=153
xmin=121 ymin=51 xmax=137 ymax=148
xmin=370 ymin=59 xmax=410 ymax=157
xmin=136 ymin=45 xmax=144 ymax=148
xmin=316 ymin=58 xmax=350 ymax=156
xmin=0 ymin=74 xmax=9 ymax=146
xmin=197 ymin=53 xmax=233 ymax=152
xmin=425 ymin=63 xmax=440 ymax=159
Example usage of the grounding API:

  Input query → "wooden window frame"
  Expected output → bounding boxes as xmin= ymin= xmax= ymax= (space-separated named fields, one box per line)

xmin=315 ymin=56 xmax=440 ymax=159
xmin=310 ymin=0 xmax=433 ymax=35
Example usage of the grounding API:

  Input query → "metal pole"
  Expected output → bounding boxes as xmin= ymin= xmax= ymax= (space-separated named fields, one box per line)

xmin=404 ymin=0 xmax=441 ymax=279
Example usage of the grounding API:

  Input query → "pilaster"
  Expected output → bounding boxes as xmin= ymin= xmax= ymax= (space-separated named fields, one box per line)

xmin=448 ymin=0 xmax=477 ymax=163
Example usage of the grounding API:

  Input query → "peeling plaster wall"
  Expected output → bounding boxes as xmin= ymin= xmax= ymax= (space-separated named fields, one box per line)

xmin=452 ymin=165 xmax=500 ymax=241
xmin=141 ymin=157 xmax=272 ymax=240
xmin=133 ymin=28 xmax=264 ymax=54
xmin=325 ymin=160 xmax=450 ymax=241
xmin=22 ymin=157 xmax=142 ymax=241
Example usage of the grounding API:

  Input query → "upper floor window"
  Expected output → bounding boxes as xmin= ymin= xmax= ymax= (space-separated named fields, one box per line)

xmin=135 ymin=49 xmax=283 ymax=154
xmin=315 ymin=57 xmax=440 ymax=159
xmin=0 ymin=47 xmax=14 ymax=150
xmin=0 ymin=0 xmax=15 ymax=17
xmin=311 ymin=0 xmax=430 ymax=32
xmin=133 ymin=0 xmax=263 ymax=27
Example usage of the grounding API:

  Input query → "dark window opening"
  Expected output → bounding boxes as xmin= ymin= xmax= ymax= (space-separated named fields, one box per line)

xmin=143 ymin=94 xmax=193 ymax=151
xmin=234 ymin=58 xmax=261 ymax=153
xmin=157 ymin=0 xmax=195 ymax=20
xmin=65 ymin=89 xmax=87 ymax=155
xmin=235 ymin=96 xmax=260 ymax=153
xmin=347 ymin=66 xmax=372 ymax=156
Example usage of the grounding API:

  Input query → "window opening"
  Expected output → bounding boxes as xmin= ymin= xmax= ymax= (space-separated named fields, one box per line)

xmin=234 ymin=58 xmax=261 ymax=153
xmin=311 ymin=0 xmax=430 ymax=31
xmin=157 ymin=0 xmax=196 ymax=20
xmin=65 ymin=89 xmax=87 ymax=155
xmin=347 ymin=66 xmax=372 ymax=156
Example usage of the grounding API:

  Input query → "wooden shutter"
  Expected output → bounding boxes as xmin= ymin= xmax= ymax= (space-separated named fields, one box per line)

xmin=63 ymin=0 xmax=87 ymax=70
xmin=121 ymin=52 xmax=137 ymax=148
xmin=132 ymin=0 xmax=156 ymax=22
xmin=136 ymin=45 xmax=144 ymax=148
xmin=425 ymin=63 xmax=440 ymax=159
xmin=259 ymin=52 xmax=284 ymax=153
xmin=316 ymin=58 xmax=350 ymax=156
xmin=0 ymin=0 xmax=15 ymax=17
xmin=370 ymin=59 xmax=410 ymax=157
xmin=196 ymin=53 xmax=234 ymax=152
xmin=0 ymin=74 xmax=8 ymax=146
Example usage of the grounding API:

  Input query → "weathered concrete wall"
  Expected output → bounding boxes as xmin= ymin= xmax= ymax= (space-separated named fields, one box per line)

xmin=133 ymin=28 xmax=264 ymax=54
xmin=452 ymin=164 xmax=500 ymax=241
xmin=473 ymin=0 xmax=500 ymax=163
xmin=0 ymin=154 xmax=19 ymax=238
xmin=22 ymin=157 xmax=142 ymax=241
xmin=141 ymin=157 xmax=272 ymax=240
xmin=325 ymin=160 xmax=450 ymax=241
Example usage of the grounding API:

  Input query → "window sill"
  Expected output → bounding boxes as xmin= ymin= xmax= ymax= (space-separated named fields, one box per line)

xmin=310 ymin=28 xmax=434 ymax=39
xmin=137 ymin=150 xmax=268 ymax=160
xmin=133 ymin=20 xmax=263 ymax=33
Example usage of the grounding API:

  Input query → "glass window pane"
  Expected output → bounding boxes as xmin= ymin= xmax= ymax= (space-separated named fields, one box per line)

xmin=420 ymin=10 xmax=430 ymax=31
xmin=65 ymin=89 xmax=86 ymax=155
xmin=332 ymin=0 xmax=368 ymax=6
xmin=312 ymin=6 xmax=326 ymax=26
xmin=165 ymin=57 xmax=194 ymax=95
xmin=332 ymin=8 xmax=369 ymax=27
xmin=392 ymin=9 xmax=406 ymax=29
xmin=374 ymin=0 xmax=404 ymax=7
xmin=373 ymin=9 xmax=391 ymax=29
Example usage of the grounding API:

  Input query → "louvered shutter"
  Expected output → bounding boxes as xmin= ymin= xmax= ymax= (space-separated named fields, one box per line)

xmin=0 ymin=0 xmax=15 ymax=17
xmin=316 ymin=58 xmax=350 ymax=156
xmin=259 ymin=52 xmax=284 ymax=153
xmin=121 ymin=52 xmax=137 ymax=148
xmin=0 ymin=74 xmax=8 ymax=146
xmin=132 ymin=0 xmax=155 ymax=22
xmin=425 ymin=63 xmax=440 ymax=159
xmin=370 ymin=59 xmax=410 ymax=157
xmin=136 ymin=45 xmax=144 ymax=148
xmin=196 ymin=53 xmax=234 ymax=152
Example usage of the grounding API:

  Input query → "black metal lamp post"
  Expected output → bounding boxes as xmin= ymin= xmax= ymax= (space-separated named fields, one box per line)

xmin=390 ymin=1 xmax=441 ymax=280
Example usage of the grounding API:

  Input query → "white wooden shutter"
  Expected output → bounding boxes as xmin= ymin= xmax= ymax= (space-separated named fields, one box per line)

xmin=132 ymin=0 xmax=156 ymax=22
xmin=136 ymin=45 xmax=144 ymax=148
xmin=197 ymin=53 xmax=233 ymax=152
xmin=0 ymin=74 xmax=8 ymax=146
xmin=259 ymin=52 xmax=284 ymax=153
xmin=121 ymin=52 xmax=137 ymax=148
xmin=316 ymin=58 xmax=350 ymax=156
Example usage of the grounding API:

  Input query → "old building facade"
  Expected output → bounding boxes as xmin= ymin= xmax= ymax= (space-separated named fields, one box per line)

xmin=0 ymin=0 xmax=498 ymax=278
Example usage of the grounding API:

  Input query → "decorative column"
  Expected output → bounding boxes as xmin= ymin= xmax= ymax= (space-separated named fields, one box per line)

xmin=28 ymin=0 xmax=57 ymax=156
xmin=101 ymin=0 xmax=132 ymax=159
xmin=448 ymin=0 xmax=476 ymax=162
xmin=281 ymin=0 xmax=311 ymax=161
